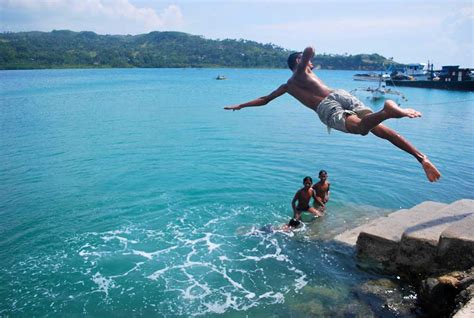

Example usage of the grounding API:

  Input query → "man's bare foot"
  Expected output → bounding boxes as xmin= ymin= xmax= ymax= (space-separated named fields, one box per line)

xmin=421 ymin=156 xmax=441 ymax=182
xmin=383 ymin=100 xmax=421 ymax=119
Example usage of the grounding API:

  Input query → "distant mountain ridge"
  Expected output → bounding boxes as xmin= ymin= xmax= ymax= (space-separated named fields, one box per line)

xmin=0 ymin=30 xmax=400 ymax=70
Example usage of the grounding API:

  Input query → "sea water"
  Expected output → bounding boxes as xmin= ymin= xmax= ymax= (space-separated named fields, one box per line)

xmin=1 ymin=68 xmax=473 ymax=316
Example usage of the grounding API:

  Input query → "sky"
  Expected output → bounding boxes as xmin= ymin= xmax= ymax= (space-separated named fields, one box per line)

xmin=0 ymin=0 xmax=472 ymax=68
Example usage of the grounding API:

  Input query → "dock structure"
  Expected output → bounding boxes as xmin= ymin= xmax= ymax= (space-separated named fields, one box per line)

xmin=335 ymin=199 xmax=473 ymax=275
xmin=334 ymin=199 xmax=474 ymax=316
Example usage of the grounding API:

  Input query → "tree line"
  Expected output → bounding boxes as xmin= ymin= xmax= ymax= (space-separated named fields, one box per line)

xmin=0 ymin=30 xmax=400 ymax=70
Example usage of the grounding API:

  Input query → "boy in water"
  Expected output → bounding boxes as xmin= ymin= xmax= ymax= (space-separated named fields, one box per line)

xmin=288 ymin=176 xmax=322 ymax=228
xmin=224 ymin=46 xmax=441 ymax=182
xmin=313 ymin=170 xmax=330 ymax=212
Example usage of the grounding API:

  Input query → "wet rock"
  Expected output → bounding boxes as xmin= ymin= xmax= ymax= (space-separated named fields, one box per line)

xmin=300 ymin=285 xmax=341 ymax=303
xmin=453 ymin=283 xmax=474 ymax=316
xmin=339 ymin=301 xmax=374 ymax=317
xmin=291 ymin=300 xmax=326 ymax=317
xmin=418 ymin=269 xmax=473 ymax=317
xmin=355 ymin=278 xmax=418 ymax=317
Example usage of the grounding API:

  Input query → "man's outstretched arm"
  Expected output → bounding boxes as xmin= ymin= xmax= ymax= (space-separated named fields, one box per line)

xmin=224 ymin=84 xmax=288 ymax=111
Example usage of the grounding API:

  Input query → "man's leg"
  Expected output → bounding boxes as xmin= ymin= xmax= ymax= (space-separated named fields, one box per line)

xmin=370 ymin=124 xmax=441 ymax=182
xmin=345 ymin=100 xmax=421 ymax=135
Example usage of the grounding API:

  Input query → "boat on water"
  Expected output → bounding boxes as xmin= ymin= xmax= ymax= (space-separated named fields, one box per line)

xmin=390 ymin=63 xmax=430 ymax=80
xmin=386 ymin=65 xmax=473 ymax=91
xmin=353 ymin=64 xmax=428 ymax=82
xmin=216 ymin=75 xmax=227 ymax=80
xmin=353 ymin=72 xmax=390 ymax=81
xmin=351 ymin=77 xmax=408 ymax=102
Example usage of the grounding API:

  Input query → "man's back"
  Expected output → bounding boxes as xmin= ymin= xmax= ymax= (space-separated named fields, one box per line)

xmin=286 ymin=63 xmax=332 ymax=111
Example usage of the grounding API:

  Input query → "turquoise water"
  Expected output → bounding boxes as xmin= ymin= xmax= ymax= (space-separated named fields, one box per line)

xmin=1 ymin=68 xmax=473 ymax=316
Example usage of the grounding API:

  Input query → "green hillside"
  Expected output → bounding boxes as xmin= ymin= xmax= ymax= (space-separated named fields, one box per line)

xmin=0 ymin=30 xmax=399 ymax=70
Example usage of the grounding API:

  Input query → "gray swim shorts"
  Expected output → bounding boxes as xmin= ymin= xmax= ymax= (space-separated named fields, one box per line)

xmin=317 ymin=89 xmax=373 ymax=133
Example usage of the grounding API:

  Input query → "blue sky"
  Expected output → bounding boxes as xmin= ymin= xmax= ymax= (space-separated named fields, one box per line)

xmin=1 ymin=0 xmax=472 ymax=68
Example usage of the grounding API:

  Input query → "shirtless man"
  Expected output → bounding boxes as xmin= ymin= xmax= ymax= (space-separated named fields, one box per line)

xmin=224 ymin=47 xmax=441 ymax=182
xmin=313 ymin=170 xmax=330 ymax=212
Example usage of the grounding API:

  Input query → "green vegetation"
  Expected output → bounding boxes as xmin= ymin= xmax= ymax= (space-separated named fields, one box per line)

xmin=0 ymin=30 xmax=400 ymax=70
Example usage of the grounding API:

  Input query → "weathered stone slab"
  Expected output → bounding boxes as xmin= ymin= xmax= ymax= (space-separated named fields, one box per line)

xmin=396 ymin=200 xmax=474 ymax=273
xmin=334 ymin=201 xmax=446 ymax=247
xmin=438 ymin=213 xmax=474 ymax=271
xmin=355 ymin=201 xmax=447 ymax=267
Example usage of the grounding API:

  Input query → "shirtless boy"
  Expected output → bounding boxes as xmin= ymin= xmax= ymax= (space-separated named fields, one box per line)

xmin=289 ymin=176 xmax=321 ymax=228
xmin=224 ymin=47 xmax=441 ymax=182
xmin=313 ymin=170 xmax=330 ymax=212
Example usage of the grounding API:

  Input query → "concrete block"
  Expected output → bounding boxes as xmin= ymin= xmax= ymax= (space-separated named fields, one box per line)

xmin=334 ymin=201 xmax=446 ymax=247
xmin=438 ymin=213 xmax=474 ymax=271
xmin=396 ymin=200 xmax=474 ymax=273
xmin=356 ymin=201 xmax=447 ymax=266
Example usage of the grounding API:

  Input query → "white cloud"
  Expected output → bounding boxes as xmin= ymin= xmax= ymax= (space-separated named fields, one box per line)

xmin=0 ymin=0 xmax=184 ymax=34
xmin=420 ymin=4 xmax=474 ymax=66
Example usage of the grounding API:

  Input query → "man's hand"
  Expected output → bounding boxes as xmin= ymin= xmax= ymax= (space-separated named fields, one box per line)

xmin=224 ymin=105 xmax=242 ymax=111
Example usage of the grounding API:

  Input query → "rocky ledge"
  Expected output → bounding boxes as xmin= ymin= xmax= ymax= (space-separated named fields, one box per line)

xmin=333 ymin=199 xmax=474 ymax=317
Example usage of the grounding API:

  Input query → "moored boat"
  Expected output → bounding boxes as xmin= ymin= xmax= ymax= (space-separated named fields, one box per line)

xmin=390 ymin=63 xmax=429 ymax=80
xmin=386 ymin=66 xmax=473 ymax=91
xmin=353 ymin=72 xmax=390 ymax=81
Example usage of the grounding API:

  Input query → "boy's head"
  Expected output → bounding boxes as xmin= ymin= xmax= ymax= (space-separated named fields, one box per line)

xmin=287 ymin=52 xmax=302 ymax=71
xmin=303 ymin=176 xmax=313 ymax=187
xmin=318 ymin=170 xmax=328 ymax=181
xmin=288 ymin=218 xmax=301 ymax=228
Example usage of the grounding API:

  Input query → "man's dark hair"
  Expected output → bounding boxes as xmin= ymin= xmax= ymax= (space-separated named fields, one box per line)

xmin=287 ymin=52 xmax=302 ymax=70
xmin=319 ymin=170 xmax=327 ymax=176
xmin=303 ymin=176 xmax=313 ymax=183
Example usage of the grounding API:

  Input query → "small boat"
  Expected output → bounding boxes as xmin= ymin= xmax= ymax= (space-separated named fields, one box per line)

xmin=351 ymin=78 xmax=408 ymax=102
xmin=353 ymin=72 xmax=390 ymax=82
xmin=216 ymin=75 xmax=227 ymax=80
xmin=390 ymin=63 xmax=430 ymax=80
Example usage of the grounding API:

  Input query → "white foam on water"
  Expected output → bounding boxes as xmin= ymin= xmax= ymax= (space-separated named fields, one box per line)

xmin=237 ymin=237 xmax=288 ymax=263
xmin=147 ymin=267 xmax=169 ymax=281
xmin=182 ymin=276 xmax=211 ymax=300
xmin=130 ymin=245 xmax=178 ymax=260
xmin=291 ymin=267 xmax=308 ymax=291
xmin=131 ymin=250 xmax=154 ymax=260
xmin=219 ymin=267 xmax=256 ymax=299
xmin=92 ymin=272 xmax=115 ymax=297
xmin=78 ymin=250 xmax=103 ymax=258
xmin=105 ymin=229 xmax=132 ymax=235
xmin=258 ymin=291 xmax=285 ymax=303
xmin=14 ymin=218 xmax=311 ymax=317
xmin=100 ymin=235 xmax=138 ymax=245
xmin=110 ymin=262 xmax=144 ymax=279
xmin=200 ymin=292 xmax=237 ymax=316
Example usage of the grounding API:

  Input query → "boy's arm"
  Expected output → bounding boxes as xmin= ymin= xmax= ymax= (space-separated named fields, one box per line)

xmin=224 ymin=84 xmax=288 ymax=111
xmin=315 ymin=196 xmax=325 ymax=206
xmin=312 ymin=187 xmax=325 ymax=205
xmin=296 ymin=46 xmax=315 ymax=74
xmin=325 ymin=183 xmax=330 ymax=202
xmin=310 ymin=188 xmax=317 ymax=204
xmin=291 ymin=191 xmax=299 ymax=217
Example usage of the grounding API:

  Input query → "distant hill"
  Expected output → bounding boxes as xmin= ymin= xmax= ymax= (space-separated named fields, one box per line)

xmin=0 ymin=30 xmax=400 ymax=70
